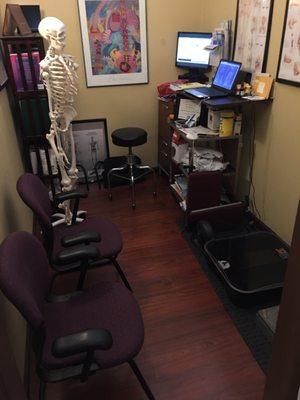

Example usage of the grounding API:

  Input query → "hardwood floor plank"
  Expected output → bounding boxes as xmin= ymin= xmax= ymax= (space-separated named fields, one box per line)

xmin=30 ymin=177 xmax=265 ymax=399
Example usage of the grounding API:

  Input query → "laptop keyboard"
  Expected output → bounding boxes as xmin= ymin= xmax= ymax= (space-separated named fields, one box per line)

xmin=197 ymin=87 xmax=223 ymax=96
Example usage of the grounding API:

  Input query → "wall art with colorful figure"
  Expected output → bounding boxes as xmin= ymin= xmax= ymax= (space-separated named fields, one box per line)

xmin=78 ymin=0 xmax=148 ymax=86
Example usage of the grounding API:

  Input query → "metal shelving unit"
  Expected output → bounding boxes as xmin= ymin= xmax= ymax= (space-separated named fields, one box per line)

xmin=169 ymin=121 xmax=243 ymax=195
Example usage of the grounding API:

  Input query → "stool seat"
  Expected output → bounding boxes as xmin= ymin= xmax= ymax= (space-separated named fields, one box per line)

xmin=112 ymin=128 xmax=147 ymax=147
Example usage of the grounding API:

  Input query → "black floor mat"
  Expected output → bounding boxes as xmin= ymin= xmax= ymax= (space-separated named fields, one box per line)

xmin=179 ymin=221 xmax=273 ymax=374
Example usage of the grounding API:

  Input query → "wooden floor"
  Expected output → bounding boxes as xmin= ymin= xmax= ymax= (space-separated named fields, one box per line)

xmin=30 ymin=176 xmax=265 ymax=400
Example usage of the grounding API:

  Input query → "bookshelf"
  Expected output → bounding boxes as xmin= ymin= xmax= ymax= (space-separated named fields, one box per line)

xmin=1 ymin=34 xmax=56 ymax=195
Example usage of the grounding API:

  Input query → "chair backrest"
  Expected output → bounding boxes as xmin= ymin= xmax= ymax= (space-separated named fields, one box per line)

xmin=186 ymin=171 xmax=222 ymax=213
xmin=187 ymin=201 xmax=246 ymax=228
xmin=0 ymin=232 xmax=49 ymax=329
xmin=17 ymin=173 xmax=54 ymax=256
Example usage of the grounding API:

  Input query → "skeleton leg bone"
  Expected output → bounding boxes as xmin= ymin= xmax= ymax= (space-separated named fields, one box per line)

xmin=67 ymin=124 xmax=78 ymax=180
xmin=47 ymin=130 xmax=73 ymax=225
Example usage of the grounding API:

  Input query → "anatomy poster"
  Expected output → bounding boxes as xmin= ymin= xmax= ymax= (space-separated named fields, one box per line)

xmin=277 ymin=0 xmax=300 ymax=85
xmin=78 ymin=0 xmax=148 ymax=86
xmin=72 ymin=119 xmax=109 ymax=181
xmin=233 ymin=0 xmax=273 ymax=73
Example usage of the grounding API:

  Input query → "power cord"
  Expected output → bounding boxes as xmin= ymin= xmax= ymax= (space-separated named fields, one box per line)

xmin=249 ymin=104 xmax=261 ymax=219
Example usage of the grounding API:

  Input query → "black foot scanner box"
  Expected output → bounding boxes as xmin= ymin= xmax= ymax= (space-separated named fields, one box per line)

xmin=205 ymin=232 xmax=289 ymax=307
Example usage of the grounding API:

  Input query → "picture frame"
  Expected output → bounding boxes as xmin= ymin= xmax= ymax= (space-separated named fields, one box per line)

xmin=233 ymin=0 xmax=274 ymax=73
xmin=77 ymin=0 xmax=148 ymax=87
xmin=277 ymin=0 xmax=300 ymax=87
xmin=71 ymin=119 xmax=109 ymax=182
xmin=0 ymin=49 xmax=8 ymax=90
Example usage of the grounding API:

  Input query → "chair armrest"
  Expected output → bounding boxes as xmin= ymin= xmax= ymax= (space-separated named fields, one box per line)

xmin=61 ymin=231 xmax=101 ymax=247
xmin=54 ymin=190 xmax=88 ymax=203
xmin=56 ymin=245 xmax=99 ymax=265
xmin=52 ymin=329 xmax=113 ymax=358
xmin=46 ymin=291 xmax=83 ymax=303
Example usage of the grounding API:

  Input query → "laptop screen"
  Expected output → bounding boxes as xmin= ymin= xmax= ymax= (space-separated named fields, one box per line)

xmin=213 ymin=60 xmax=241 ymax=91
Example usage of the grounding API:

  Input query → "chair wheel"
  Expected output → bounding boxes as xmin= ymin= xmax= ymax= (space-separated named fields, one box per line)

xmin=109 ymin=193 xmax=113 ymax=201
xmin=153 ymin=191 xmax=157 ymax=197
xmin=132 ymin=203 xmax=136 ymax=210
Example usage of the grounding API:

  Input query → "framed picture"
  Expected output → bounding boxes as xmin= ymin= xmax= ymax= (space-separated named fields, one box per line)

xmin=71 ymin=119 xmax=109 ymax=182
xmin=77 ymin=0 xmax=148 ymax=87
xmin=233 ymin=0 xmax=274 ymax=73
xmin=0 ymin=50 xmax=8 ymax=90
xmin=277 ymin=0 xmax=300 ymax=86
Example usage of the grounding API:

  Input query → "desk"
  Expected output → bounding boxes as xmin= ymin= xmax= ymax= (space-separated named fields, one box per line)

xmin=184 ymin=94 xmax=272 ymax=109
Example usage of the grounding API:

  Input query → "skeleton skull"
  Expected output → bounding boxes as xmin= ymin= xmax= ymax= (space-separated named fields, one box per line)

xmin=38 ymin=17 xmax=66 ymax=51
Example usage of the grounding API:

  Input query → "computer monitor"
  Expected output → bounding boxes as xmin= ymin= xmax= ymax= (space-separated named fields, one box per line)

xmin=176 ymin=32 xmax=212 ymax=80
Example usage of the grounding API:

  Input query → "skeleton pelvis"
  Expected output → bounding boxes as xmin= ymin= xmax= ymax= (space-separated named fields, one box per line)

xmin=56 ymin=105 xmax=77 ymax=130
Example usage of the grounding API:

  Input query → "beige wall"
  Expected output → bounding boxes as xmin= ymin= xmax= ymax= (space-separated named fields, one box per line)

xmin=201 ymin=0 xmax=300 ymax=244
xmin=0 ymin=88 xmax=33 ymax=376
xmin=1 ymin=0 xmax=206 ymax=167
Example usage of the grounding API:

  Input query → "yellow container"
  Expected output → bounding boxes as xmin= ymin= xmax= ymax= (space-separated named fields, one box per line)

xmin=219 ymin=111 xmax=234 ymax=137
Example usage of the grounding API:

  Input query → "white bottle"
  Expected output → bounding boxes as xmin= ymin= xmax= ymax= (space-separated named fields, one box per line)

xmin=233 ymin=114 xmax=242 ymax=136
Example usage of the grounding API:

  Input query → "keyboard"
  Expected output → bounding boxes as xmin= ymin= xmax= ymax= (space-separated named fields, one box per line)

xmin=184 ymin=86 xmax=227 ymax=99
xmin=197 ymin=87 xmax=224 ymax=96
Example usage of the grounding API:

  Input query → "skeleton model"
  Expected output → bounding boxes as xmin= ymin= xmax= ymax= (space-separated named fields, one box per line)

xmin=38 ymin=17 xmax=79 ymax=224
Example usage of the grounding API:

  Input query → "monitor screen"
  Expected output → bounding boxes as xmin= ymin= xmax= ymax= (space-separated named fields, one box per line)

xmin=213 ymin=60 xmax=241 ymax=91
xmin=176 ymin=32 xmax=212 ymax=69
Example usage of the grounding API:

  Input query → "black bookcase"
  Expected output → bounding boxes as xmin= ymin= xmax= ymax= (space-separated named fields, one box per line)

xmin=0 ymin=33 xmax=56 ymax=195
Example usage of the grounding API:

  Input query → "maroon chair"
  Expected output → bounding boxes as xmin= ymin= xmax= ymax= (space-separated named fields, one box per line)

xmin=17 ymin=173 xmax=131 ymax=291
xmin=186 ymin=171 xmax=223 ymax=227
xmin=185 ymin=171 xmax=246 ymax=240
xmin=0 ymin=231 xmax=155 ymax=400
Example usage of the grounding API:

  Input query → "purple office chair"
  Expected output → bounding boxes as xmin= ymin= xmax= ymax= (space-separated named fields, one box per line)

xmin=0 ymin=231 xmax=155 ymax=400
xmin=17 ymin=173 xmax=131 ymax=291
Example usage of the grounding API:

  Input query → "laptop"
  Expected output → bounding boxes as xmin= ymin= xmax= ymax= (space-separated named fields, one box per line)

xmin=184 ymin=59 xmax=242 ymax=99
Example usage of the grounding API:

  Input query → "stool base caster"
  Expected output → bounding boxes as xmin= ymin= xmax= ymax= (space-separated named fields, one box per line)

xmin=132 ymin=203 xmax=136 ymax=210
xmin=153 ymin=191 xmax=157 ymax=197
xmin=109 ymin=193 xmax=113 ymax=201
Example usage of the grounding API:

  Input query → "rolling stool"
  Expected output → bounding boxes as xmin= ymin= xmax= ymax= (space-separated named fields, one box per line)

xmin=108 ymin=127 xmax=156 ymax=209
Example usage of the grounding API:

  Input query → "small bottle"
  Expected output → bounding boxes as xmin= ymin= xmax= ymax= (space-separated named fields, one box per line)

xmin=244 ymin=83 xmax=252 ymax=96
xmin=236 ymin=83 xmax=241 ymax=96
xmin=240 ymin=83 xmax=245 ymax=97
xmin=219 ymin=111 xmax=234 ymax=137
xmin=233 ymin=114 xmax=242 ymax=136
